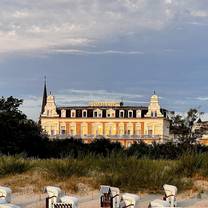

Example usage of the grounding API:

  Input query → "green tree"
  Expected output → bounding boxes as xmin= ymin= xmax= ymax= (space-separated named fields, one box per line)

xmin=0 ymin=96 xmax=47 ymax=156
xmin=170 ymin=108 xmax=204 ymax=144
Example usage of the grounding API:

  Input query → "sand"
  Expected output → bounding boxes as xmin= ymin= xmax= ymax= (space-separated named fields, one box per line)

xmin=10 ymin=191 xmax=208 ymax=208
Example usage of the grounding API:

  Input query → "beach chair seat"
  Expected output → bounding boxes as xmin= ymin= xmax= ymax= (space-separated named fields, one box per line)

xmin=121 ymin=193 xmax=140 ymax=208
xmin=60 ymin=196 xmax=79 ymax=208
xmin=0 ymin=204 xmax=21 ymax=208
xmin=149 ymin=199 xmax=170 ymax=208
xmin=45 ymin=186 xmax=79 ymax=208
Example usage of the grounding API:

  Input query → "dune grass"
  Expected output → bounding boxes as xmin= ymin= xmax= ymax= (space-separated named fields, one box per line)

xmin=1 ymin=153 xmax=208 ymax=193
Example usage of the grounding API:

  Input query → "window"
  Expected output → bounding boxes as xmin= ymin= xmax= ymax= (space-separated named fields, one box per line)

xmin=151 ymin=111 xmax=157 ymax=118
xmin=148 ymin=127 xmax=153 ymax=135
xmin=61 ymin=110 xmax=66 ymax=117
xmin=82 ymin=110 xmax=87 ymax=117
xmin=120 ymin=111 xmax=124 ymax=118
xmin=136 ymin=110 xmax=141 ymax=118
xmin=94 ymin=109 xmax=102 ymax=117
xmin=128 ymin=110 xmax=133 ymax=118
xmin=61 ymin=126 xmax=66 ymax=135
xmin=61 ymin=129 xmax=66 ymax=135
xmin=51 ymin=130 xmax=55 ymax=135
xmin=106 ymin=109 xmax=115 ymax=118
xmin=71 ymin=110 xmax=76 ymax=118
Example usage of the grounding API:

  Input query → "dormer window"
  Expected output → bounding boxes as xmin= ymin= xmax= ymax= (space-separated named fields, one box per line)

xmin=106 ymin=109 xmax=115 ymax=118
xmin=128 ymin=110 xmax=133 ymax=118
xmin=136 ymin=110 xmax=141 ymax=118
xmin=71 ymin=109 xmax=76 ymax=118
xmin=93 ymin=109 xmax=102 ymax=118
xmin=61 ymin=109 xmax=66 ymax=118
xmin=120 ymin=110 xmax=124 ymax=118
xmin=82 ymin=110 xmax=87 ymax=118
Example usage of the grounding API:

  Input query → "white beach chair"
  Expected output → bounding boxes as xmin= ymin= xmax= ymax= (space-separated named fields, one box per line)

xmin=100 ymin=185 xmax=139 ymax=208
xmin=121 ymin=193 xmax=140 ymax=208
xmin=0 ymin=186 xmax=21 ymax=208
xmin=45 ymin=186 xmax=78 ymax=208
xmin=149 ymin=184 xmax=177 ymax=208
xmin=0 ymin=186 xmax=12 ymax=204
xmin=100 ymin=185 xmax=113 ymax=208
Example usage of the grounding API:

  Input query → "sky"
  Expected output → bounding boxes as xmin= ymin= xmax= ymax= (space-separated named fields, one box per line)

xmin=0 ymin=0 xmax=208 ymax=121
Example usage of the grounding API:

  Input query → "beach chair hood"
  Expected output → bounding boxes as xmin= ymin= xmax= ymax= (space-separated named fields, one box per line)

xmin=45 ymin=186 xmax=64 ymax=198
xmin=163 ymin=184 xmax=177 ymax=197
xmin=150 ymin=199 xmax=170 ymax=207
xmin=0 ymin=186 xmax=12 ymax=203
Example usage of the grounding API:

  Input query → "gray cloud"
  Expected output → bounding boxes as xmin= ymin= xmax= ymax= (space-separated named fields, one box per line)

xmin=0 ymin=0 xmax=207 ymax=54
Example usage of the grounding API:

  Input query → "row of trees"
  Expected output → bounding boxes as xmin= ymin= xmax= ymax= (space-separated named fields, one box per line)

xmin=0 ymin=96 xmax=207 ymax=158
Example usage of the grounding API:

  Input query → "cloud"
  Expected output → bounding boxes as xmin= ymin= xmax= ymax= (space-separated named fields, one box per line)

xmin=191 ymin=10 xmax=208 ymax=17
xmin=54 ymin=49 xmax=144 ymax=55
xmin=0 ymin=0 xmax=205 ymax=55
xmin=196 ymin=97 xmax=208 ymax=101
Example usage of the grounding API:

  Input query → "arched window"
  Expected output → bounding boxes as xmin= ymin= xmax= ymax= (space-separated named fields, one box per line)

xmin=151 ymin=111 xmax=157 ymax=118
xmin=71 ymin=110 xmax=76 ymax=118
xmin=120 ymin=110 xmax=124 ymax=118
xmin=93 ymin=109 xmax=102 ymax=118
xmin=128 ymin=110 xmax=133 ymax=118
xmin=82 ymin=110 xmax=87 ymax=117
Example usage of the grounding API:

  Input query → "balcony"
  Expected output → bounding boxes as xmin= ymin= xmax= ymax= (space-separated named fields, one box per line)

xmin=49 ymin=134 xmax=169 ymax=142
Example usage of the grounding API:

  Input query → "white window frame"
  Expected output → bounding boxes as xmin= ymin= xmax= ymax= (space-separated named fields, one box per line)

xmin=128 ymin=110 xmax=133 ymax=118
xmin=136 ymin=110 xmax=141 ymax=118
xmin=119 ymin=110 xmax=125 ymax=118
xmin=71 ymin=109 xmax=76 ymax=118
xmin=61 ymin=109 xmax=66 ymax=118
xmin=94 ymin=109 xmax=102 ymax=118
xmin=82 ymin=110 xmax=87 ymax=118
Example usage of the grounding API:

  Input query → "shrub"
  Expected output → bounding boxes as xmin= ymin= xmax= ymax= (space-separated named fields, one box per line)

xmin=40 ymin=159 xmax=89 ymax=179
xmin=0 ymin=156 xmax=32 ymax=177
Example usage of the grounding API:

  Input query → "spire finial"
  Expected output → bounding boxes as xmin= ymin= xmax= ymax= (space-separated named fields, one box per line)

xmin=41 ymin=76 xmax=48 ymax=115
xmin=153 ymin=90 xmax=156 ymax=95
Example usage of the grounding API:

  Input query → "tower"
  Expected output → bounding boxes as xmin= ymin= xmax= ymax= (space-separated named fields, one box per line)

xmin=41 ymin=76 xmax=47 ymax=115
xmin=145 ymin=92 xmax=164 ymax=118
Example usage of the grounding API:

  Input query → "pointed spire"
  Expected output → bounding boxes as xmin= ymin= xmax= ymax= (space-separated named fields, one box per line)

xmin=41 ymin=76 xmax=47 ymax=114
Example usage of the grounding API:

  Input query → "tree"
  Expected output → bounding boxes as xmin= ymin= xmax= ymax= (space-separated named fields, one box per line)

xmin=170 ymin=108 xmax=204 ymax=145
xmin=0 ymin=96 xmax=47 ymax=156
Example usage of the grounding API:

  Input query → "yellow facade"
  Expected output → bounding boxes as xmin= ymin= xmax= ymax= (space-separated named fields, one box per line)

xmin=40 ymin=92 xmax=170 ymax=146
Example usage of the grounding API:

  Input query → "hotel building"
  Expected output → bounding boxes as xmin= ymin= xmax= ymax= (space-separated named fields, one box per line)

xmin=40 ymin=82 xmax=171 ymax=147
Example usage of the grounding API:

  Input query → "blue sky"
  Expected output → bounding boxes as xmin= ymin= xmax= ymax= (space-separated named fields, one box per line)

xmin=0 ymin=0 xmax=208 ymax=120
